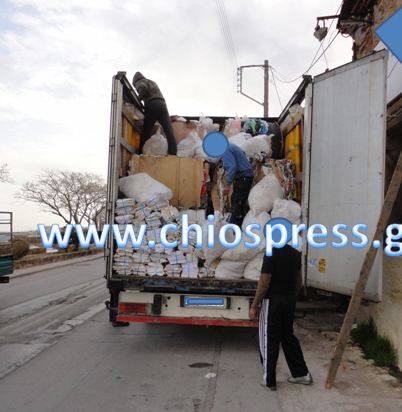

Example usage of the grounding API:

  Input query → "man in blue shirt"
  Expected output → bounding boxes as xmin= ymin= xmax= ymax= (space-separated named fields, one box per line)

xmin=221 ymin=144 xmax=254 ymax=226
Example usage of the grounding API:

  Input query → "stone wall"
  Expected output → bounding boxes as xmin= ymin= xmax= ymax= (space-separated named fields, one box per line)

xmin=365 ymin=255 xmax=402 ymax=370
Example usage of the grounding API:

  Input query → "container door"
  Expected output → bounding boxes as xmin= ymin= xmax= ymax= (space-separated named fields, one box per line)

xmin=105 ymin=75 xmax=124 ymax=279
xmin=303 ymin=50 xmax=388 ymax=301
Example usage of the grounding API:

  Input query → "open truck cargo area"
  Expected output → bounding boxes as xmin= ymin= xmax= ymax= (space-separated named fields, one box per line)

xmin=105 ymin=50 xmax=387 ymax=326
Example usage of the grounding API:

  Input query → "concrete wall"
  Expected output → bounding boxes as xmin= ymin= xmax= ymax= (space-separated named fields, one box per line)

xmin=367 ymin=255 xmax=402 ymax=369
xmin=352 ymin=0 xmax=402 ymax=59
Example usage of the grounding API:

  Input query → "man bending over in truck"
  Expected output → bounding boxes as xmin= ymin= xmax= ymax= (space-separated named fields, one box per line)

xmin=132 ymin=72 xmax=177 ymax=155
xmin=221 ymin=143 xmax=254 ymax=227
xmin=249 ymin=238 xmax=313 ymax=391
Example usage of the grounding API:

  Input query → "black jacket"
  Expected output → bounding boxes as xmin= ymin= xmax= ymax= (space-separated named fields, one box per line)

xmin=132 ymin=72 xmax=165 ymax=104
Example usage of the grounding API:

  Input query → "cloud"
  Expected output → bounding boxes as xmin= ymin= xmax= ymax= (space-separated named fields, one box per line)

xmin=0 ymin=0 xmax=352 ymax=230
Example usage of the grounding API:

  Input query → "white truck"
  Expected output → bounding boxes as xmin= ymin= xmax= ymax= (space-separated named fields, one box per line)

xmin=105 ymin=50 xmax=388 ymax=326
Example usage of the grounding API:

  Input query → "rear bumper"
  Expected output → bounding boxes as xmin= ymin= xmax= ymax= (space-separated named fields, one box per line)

xmin=116 ymin=314 xmax=258 ymax=327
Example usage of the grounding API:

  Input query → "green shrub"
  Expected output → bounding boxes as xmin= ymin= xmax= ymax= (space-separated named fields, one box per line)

xmin=351 ymin=318 xmax=398 ymax=368
xmin=11 ymin=238 xmax=30 ymax=260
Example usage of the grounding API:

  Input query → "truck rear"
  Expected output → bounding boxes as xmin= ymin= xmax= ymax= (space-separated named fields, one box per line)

xmin=105 ymin=72 xmax=260 ymax=327
xmin=105 ymin=50 xmax=388 ymax=326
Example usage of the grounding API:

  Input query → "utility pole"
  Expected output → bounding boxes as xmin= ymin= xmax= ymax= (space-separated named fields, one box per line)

xmin=263 ymin=59 xmax=269 ymax=117
xmin=237 ymin=60 xmax=269 ymax=118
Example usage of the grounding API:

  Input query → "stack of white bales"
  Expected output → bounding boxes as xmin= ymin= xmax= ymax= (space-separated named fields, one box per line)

xmin=115 ymin=173 xmax=204 ymax=278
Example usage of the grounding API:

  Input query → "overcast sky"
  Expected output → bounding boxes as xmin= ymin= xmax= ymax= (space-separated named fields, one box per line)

xmin=0 ymin=0 xmax=353 ymax=231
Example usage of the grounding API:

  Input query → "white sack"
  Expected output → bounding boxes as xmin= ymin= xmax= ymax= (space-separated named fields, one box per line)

xmin=241 ymin=210 xmax=270 ymax=251
xmin=177 ymin=131 xmax=205 ymax=158
xmin=202 ymin=218 xmax=234 ymax=267
xmin=119 ymin=173 xmax=172 ymax=204
xmin=271 ymin=199 xmax=301 ymax=223
xmin=143 ymin=130 xmax=168 ymax=156
xmin=221 ymin=237 xmax=260 ymax=261
xmin=243 ymin=252 xmax=264 ymax=281
xmin=241 ymin=134 xmax=272 ymax=159
xmin=248 ymin=172 xmax=283 ymax=214
xmin=214 ymin=259 xmax=247 ymax=280
xmin=229 ymin=132 xmax=252 ymax=148
xmin=242 ymin=210 xmax=270 ymax=232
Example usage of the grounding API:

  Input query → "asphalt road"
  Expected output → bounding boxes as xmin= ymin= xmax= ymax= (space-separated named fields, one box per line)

xmin=0 ymin=258 xmax=281 ymax=412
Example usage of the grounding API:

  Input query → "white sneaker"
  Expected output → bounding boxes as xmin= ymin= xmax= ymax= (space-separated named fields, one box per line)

xmin=287 ymin=372 xmax=313 ymax=385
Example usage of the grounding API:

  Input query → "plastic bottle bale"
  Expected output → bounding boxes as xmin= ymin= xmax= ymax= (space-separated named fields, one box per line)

xmin=248 ymin=172 xmax=283 ymax=214
xmin=243 ymin=252 xmax=264 ymax=281
xmin=214 ymin=259 xmax=247 ymax=280
xmin=271 ymin=199 xmax=301 ymax=223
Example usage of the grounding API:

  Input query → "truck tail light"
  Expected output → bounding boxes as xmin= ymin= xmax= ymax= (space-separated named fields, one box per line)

xmin=119 ymin=303 xmax=148 ymax=314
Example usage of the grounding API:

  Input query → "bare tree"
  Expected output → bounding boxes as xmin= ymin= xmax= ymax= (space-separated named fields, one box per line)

xmin=16 ymin=169 xmax=106 ymax=226
xmin=0 ymin=163 xmax=10 ymax=183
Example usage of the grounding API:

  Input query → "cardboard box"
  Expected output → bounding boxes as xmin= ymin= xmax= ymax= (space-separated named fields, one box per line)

xmin=130 ymin=155 xmax=204 ymax=209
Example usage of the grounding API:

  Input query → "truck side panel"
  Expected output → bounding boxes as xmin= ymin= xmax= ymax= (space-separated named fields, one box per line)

xmin=305 ymin=50 xmax=388 ymax=301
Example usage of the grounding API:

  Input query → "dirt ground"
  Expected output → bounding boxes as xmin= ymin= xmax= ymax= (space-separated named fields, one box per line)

xmin=277 ymin=311 xmax=402 ymax=411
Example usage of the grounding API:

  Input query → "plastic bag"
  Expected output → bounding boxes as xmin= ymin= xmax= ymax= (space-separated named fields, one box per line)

xmin=143 ymin=130 xmax=168 ymax=156
xmin=241 ymin=134 xmax=272 ymax=159
xmin=271 ymin=199 xmax=301 ymax=223
xmin=119 ymin=173 xmax=172 ymax=204
xmin=229 ymin=132 xmax=252 ymax=148
xmin=243 ymin=252 xmax=264 ymax=281
xmin=214 ymin=259 xmax=246 ymax=280
xmin=248 ymin=172 xmax=283 ymax=213
xmin=177 ymin=131 xmax=205 ymax=158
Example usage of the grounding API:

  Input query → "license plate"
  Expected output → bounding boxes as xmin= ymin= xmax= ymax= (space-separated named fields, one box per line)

xmin=182 ymin=296 xmax=227 ymax=308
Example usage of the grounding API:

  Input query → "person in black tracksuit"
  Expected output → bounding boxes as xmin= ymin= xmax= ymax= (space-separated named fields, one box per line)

xmin=132 ymin=72 xmax=177 ymax=155
xmin=249 ymin=244 xmax=312 ymax=390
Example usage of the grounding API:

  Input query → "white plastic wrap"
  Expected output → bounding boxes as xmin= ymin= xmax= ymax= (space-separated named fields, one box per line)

xmin=221 ymin=238 xmax=260 ymax=261
xmin=271 ymin=199 xmax=301 ymax=223
xmin=248 ymin=172 xmax=283 ymax=213
xmin=177 ymin=131 xmax=205 ymax=158
xmin=143 ymin=131 xmax=168 ymax=156
xmin=214 ymin=259 xmax=247 ymax=280
xmin=243 ymin=252 xmax=264 ymax=281
xmin=119 ymin=173 xmax=173 ymax=204
xmin=229 ymin=132 xmax=252 ymax=148
xmin=241 ymin=134 xmax=272 ymax=159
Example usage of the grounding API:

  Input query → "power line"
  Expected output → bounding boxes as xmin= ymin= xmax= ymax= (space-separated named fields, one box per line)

xmin=215 ymin=0 xmax=232 ymax=63
xmin=270 ymin=67 xmax=283 ymax=110
xmin=387 ymin=60 xmax=399 ymax=79
xmin=215 ymin=0 xmax=237 ymax=66
xmin=272 ymin=31 xmax=340 ymax=84
xmin=270 ymin=3 xmax=342 ymax=84
xmin=219 ymin=0 xmax=237 ymax=65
